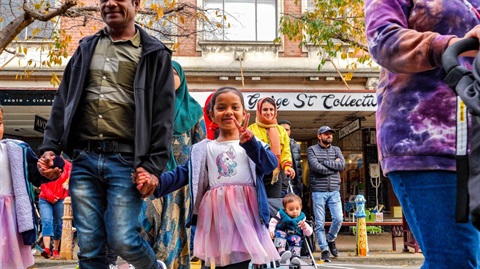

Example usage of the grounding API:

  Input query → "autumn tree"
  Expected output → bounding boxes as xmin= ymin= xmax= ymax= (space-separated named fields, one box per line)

xmin=278 ymin=0 xmax=371 ymax=74
xmin=0 ymin=0 xmax=225 ymax=83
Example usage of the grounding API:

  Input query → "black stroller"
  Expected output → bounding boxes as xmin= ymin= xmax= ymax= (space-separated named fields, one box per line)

xmin=442 ymin=37 xmax=480 ymax=230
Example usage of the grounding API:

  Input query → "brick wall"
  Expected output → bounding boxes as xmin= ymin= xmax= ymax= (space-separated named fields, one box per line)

xmin=282 ymin=0 xmax=303 ymax=57
xmin=63 ymin=0 xmax=103 ymax=54
xmin=176 ymin=0 xmax=198 ymax=56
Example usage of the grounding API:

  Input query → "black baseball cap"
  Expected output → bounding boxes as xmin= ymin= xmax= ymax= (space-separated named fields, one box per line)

xmin=318 ymin=126 xmax=335 ymax=134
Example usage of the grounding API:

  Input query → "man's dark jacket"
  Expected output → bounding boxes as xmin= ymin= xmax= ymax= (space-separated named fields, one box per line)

xmin=290 ymin=138 xmax=303 ymax=195
xmin=39 ymin=25 xmax=175 ymax=176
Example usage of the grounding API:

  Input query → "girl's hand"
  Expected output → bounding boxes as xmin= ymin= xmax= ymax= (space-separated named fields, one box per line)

xmin=234 ymin=113 xmax=253 ymax=144
xmin=135 ymin=172 xmax=151 ymax=187
xmin=298 ymin=220 xmax=306 ymax=230
xmin=270 ymin=231 xmax=275 ymax=239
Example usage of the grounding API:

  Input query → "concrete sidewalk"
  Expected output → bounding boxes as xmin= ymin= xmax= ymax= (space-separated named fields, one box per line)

xmin=30 ymin=232 xmax=424 ymax=268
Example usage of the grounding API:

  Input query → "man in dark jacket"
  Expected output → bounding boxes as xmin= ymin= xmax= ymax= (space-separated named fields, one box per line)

xmin=279 ymin=120 xmax=303 ymax=197
xmin=37 ymin=0 xmax=174 ymax=267
xmin=307 ymin=126 xmax=345 ymax=262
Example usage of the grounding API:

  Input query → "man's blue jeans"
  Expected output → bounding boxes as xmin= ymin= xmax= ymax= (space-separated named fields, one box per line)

xmin=69 ymin=150 xmax=158 ymax=269
xmin=312 ymin=191 xmax=343 ymax=251
xmin=389 ymin=171 xmax=480 ymax=269
xmin=39 ymin=198 xmax=64 ymax=240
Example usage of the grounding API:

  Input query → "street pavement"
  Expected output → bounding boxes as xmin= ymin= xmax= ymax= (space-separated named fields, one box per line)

xmin=29 ymin=232 xmax=424 ymax=269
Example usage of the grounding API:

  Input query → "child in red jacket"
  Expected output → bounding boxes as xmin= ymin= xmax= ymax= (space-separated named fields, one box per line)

xmin=39 ymin=159 xmax=71 ymax=259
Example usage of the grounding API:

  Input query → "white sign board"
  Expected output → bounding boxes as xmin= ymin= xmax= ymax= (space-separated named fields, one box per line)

xmin=190 ymin=92 xmax=377 ymax=112
xmin=339 ymin=118 xmax=361 ymax=139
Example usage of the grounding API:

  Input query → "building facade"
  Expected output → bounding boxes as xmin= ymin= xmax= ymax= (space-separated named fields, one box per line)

xmin=0 ymin=0 xmax=399 ymax=214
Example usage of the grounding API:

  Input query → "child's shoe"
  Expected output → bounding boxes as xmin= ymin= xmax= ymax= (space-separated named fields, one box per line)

xmin=52 ymin=249 xmax=59 ymax=258
xmin=41 ymin=248 xmax=51 ymax=259
xmin=279 ymin=250 xmax=292 ymax=264
xmin=290 ymin=257 xmax=302 ymax=265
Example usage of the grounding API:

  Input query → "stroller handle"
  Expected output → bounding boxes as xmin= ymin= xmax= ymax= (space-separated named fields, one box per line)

xmin=443 ymin=38 xmax=479 ymax=74
xmin=442 ymin=38 xmax=479 ymax=92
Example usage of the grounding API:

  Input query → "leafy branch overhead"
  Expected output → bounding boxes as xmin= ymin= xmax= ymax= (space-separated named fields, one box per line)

xmin=278 ymin=0 xmax=371 ymax=71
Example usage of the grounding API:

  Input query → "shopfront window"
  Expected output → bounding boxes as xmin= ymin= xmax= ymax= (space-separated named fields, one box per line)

xmin=203 ymin=0 xmax=277 ymax=41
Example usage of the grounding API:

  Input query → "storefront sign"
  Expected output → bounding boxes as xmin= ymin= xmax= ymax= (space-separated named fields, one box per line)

xmin=0 ymin=90 xmax=56 ymax=106
xmin=190 ymin=91 xmax=377 ymax=111
xmin=339 ymin=118 xmax=361 ymax=139
xmin=34 ymin=115 xmax=48 ymax=133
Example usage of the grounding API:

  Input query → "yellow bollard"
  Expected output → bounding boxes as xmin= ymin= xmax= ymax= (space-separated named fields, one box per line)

xmin=60 ymin=196 xmax=74 ymax=260
xmin=355 ymin=194 xmax=369 ymax=256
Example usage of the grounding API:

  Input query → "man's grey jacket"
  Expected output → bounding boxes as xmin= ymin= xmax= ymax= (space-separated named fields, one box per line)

xmin=307 ymin=143 xmax=345 ymax=192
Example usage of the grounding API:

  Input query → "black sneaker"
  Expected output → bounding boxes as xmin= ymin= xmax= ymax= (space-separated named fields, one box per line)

xmin=321 ymin=249 xmax=330 ymax=262
xmin=328 ymin=240 xmax=339 ymax=257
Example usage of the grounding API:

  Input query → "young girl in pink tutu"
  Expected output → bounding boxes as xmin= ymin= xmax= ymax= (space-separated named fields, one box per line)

xmin=0 ymin=106 xmax=64 ymax=268
xmin=136 ymin=87 xmax=280 ymax=268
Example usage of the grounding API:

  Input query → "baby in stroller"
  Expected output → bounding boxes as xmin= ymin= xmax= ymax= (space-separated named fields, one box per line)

xmin=269 ymin=193 xmax=313 ymax=265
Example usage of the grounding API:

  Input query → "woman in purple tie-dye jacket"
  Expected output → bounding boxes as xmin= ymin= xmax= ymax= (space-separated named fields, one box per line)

xmin=365 ymin=0 xmax=480 ymax=268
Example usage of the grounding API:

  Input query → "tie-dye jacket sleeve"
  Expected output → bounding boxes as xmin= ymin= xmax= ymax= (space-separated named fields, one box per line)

xmin=364 ymin=0 xmax=480 ymax=175
xmin=365 ymin=0 xmax=472 ymax=73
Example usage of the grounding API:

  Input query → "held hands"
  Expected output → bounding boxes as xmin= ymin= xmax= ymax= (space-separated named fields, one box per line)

xmin=234 ymin=113 xmax=253 ymax=144
xmin=134 ymin=167 xmax=158 ymax=199
xmin=37 ymin=151 xmax=63 ymax=180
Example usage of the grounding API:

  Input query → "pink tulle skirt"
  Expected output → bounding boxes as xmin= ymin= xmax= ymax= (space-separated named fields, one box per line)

xmin=194 ymin=184 xmax=280 ymax=267
xmin=0 ymin=195 xmax=34 ymax=269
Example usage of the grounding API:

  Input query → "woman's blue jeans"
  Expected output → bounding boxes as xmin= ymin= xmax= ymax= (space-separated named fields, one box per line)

xmin=70 ymin=150 xmax=158 ymax=269
xmin=312 ymin=191 xmax=343 ymax=251
xmin=389 ymin=171 xmax=480 ymax=269
xmin=39 ymin=198 xmax=64 ymax=240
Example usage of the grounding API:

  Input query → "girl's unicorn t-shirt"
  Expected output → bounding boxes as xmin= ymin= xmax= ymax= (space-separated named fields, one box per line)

xmin=206 ymin=140 xmax=254 ymax=187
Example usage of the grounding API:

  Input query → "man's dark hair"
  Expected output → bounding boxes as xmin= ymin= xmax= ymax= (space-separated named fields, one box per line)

xmin=278 ymin=120 xmax=291 ymax=126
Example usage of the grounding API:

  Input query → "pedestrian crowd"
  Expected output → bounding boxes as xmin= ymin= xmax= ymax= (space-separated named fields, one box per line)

xmin=2 ymin=1 xmax=480 ymax=269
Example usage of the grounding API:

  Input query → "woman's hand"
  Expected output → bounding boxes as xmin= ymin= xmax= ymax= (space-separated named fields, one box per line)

xmin=284 ymin=166 xmax=296 ymax=179
xmin=446 ymin=26 xmax=480 ymax=57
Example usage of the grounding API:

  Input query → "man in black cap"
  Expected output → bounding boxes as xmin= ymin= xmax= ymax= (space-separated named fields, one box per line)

xmin=307 ymin=126 xmax=345 ymax=262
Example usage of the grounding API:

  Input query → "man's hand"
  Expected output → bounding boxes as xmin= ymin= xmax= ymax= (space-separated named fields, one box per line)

xmin=37 ymin=151 xmax=63 ymax=180
xmin=135 ymin=167 xmax=158 ymax=199
xmin=234 ymin=113 xmax=253 ymax=144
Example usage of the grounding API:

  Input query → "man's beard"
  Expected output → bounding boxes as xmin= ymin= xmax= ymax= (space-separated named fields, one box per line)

xmin=321 ymin=138 xmax=332 ymax=145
